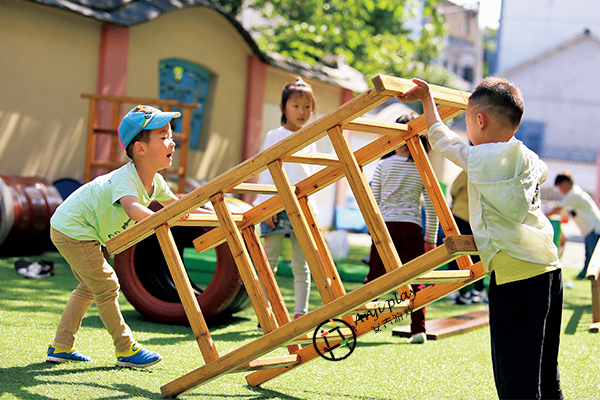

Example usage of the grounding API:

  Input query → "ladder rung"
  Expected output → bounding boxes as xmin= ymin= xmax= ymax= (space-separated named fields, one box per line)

xmin=345 ymin=300 xmax=410 ymax=315
xmin=343 ymin=117 xmax=410 ymax=136
xmin=289 ymin=327 xmax=355 ymax=345
xmin=93 ymin=126 xmax=118 ymax=135
xmin=228 ymin=183 xmax=279 ymax=195
xmin=170 ymin=213 xmax=244 ymax=227
xmin=230 ymin=355 xmax=300 ymax=373
xmin=282 ymin=151 xmax=340 ymax=167
xmin=408 ymin=270 xmax=473 ymax=284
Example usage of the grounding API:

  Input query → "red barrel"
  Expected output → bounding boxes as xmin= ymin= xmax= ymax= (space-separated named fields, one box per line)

xmin=0 ymin=176 xmax=63 ymax=256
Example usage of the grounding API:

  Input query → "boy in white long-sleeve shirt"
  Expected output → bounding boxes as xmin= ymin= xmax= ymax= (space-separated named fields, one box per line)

xmin=398 ymin=77 xmax=563 ymax=399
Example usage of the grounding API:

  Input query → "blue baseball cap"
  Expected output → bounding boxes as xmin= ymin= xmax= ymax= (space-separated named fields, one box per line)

xmin=118 ymin=105 xmax=181 ymax=149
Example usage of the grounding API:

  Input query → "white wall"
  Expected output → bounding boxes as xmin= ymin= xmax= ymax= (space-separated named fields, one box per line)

xmin=498 ymin=0 xmax=600 ymax=72
xmin=503 ymin=35 xmax=600 ymax=162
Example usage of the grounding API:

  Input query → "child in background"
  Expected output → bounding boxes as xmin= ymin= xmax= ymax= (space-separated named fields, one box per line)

xmin=48 ymin=105 xmax=203 ymax=367
xmin=365 ymin=112 xmax=438 ymax=345
xmin=254 ymin=78 xmax=317 ymax=323
xmin=546 ymin=171 xmax=600 ymax=279
xmin=398 ymin=77 xmax=563 ymax=399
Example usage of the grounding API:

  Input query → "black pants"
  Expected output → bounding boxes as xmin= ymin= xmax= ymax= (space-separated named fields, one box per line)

xmin=488 ymin=269 xmax=564 ymax=399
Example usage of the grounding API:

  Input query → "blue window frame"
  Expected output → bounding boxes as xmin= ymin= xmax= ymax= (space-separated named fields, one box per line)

xmin=159 ymin=59 xmax=212 ymax=149
xmin=515 ymin=121 xmax=545 ymax=155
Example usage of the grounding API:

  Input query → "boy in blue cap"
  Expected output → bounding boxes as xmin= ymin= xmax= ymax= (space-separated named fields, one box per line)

xmin=47 ymin=105 xmax=184 ymax=367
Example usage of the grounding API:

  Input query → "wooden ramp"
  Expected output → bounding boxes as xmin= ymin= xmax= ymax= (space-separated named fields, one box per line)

xmin=105 ymin=75 xmax=483 ymax=398
xmin=392 ymin=310 xmax=489 ymax=340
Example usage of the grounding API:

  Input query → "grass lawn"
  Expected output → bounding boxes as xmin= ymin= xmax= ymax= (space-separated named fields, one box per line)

xmin=1 ymin=241 xmax=598 ymax=399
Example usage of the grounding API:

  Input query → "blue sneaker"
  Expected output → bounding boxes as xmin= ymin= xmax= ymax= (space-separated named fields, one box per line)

xmin=47 ymin=345 xmax=92 ymax=363
xmin=116 ymin=343 xmax=162 ymax=368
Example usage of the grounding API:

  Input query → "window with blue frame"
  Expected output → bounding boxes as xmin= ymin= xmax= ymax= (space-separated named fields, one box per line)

xmin=159 ymin=59 xmax=212 ymax=149
xmin=515 ymin=121 xmax=545 ymax=155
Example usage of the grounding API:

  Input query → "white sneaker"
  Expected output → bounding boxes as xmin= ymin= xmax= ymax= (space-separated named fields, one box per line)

xmin=410 ymin=332 xmax=427 ymax=344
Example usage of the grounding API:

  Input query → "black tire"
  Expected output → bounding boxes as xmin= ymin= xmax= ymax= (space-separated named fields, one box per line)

xmin=113 ymin=199 xmax=251 ymax=324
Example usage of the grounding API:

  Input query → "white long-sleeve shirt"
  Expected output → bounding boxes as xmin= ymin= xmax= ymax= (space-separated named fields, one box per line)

xmin=371 ymin=154 xmax=438 ymax=244
xmin=253 ymin=126 xmax=318 ymax=212
xmin=429 ymin=122 xmax=560 ymax=284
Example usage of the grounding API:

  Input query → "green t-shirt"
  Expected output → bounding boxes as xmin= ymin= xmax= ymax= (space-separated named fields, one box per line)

xmin=51 ymin=162 xmax=176 ymax=245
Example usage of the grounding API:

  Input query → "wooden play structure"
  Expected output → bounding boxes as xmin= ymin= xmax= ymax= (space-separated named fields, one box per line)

xmin=81 ymin=94 xmax=200 ymax=192
xmin=105 ymin=75 xmax=484 ymax=398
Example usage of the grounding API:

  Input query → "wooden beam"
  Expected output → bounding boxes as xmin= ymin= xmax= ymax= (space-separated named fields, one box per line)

xmin=408 ymin=269 xmax=473 ymax=284
xmin=343 ymin=117 xmax=409 ymax=136
xmin=170 ymin=213 xmax=243 ymax=227
xmin=211 ymin=192 xmax=277 ymax=334
xmin=227 ymin=183 xmax=279 ymax=195
xmin=230 ymin=355 xmax=300 ymax=373
xmin=282 ymin=151 xmax=340 ymax=167
xmin=155 ymin=224 xmax=219 ymax=363
xmin=371 ymin=75 xmax=470 ymax=109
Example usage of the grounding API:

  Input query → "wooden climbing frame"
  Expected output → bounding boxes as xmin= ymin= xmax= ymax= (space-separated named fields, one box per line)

xmin=105 ymin=75 xmax=484 ymax=398
xmin=587 ymin=242 xmax=600 ymax=332
xmin=81 ymin=94 xmax=200 ymax=193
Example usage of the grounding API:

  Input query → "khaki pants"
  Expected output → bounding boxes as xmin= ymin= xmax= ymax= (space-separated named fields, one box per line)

xmin=50 ymin=227 xmax=133 ymax=353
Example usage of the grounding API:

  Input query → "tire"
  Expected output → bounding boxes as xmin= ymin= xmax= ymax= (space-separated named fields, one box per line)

xmin=113 ymin=198 xmax=251 ymax=324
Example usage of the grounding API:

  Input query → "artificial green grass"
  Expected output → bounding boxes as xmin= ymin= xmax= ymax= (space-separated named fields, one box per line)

xmin=1 ymin=244 xmax=599 ymax=399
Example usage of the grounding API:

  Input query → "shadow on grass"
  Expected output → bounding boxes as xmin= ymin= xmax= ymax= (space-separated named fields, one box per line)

xmin=0 ymin=362 xmax=168 ymax=400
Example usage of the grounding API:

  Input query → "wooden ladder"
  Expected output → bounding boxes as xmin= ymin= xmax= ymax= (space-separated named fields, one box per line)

xmin=81 ymin=94 xmax=200 ymax=193
xmin=105 ymin=75 xmax=483 ymax=398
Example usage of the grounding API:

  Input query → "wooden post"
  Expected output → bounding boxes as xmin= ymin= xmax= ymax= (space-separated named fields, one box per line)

xmin=155 ymin=224 xmax=218 ymax=362
xmin=404 ymin=127 xmax=473 ymax=270
xmin=211 ymin=192 xmax=277 ymax=333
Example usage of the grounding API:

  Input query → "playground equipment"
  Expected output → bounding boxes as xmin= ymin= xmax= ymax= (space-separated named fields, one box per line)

xmin=105 ymin=75 xmax=483 ymax=398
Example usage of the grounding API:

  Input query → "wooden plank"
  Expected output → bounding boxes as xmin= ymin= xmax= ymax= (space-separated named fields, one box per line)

xmin=170 ymin=213 xmax=243 ymax=227
xmin=343 ymin=117 xmax=409 ymax=136
xmin=298 ymin=197 xmax=347 ymax=300
xmin=245 ymin=255 xmax=484 ymax=388
xmin=372 ymin=75 xmax=471 ymax=109
xmin=83 ymin=97 xmax=97 ymax=183
xmin=81 ymin=93 xmax=199 ymax=108
xmin=327 ymin=125 xmax=411 ymax=300
xmin=227 ymin=183 xmax=279 ymax=195
xmin=589 ymin=276 xmax=600 ymax=330
xmin=241 ymin=225 xmax=302 ymax=353
xmin=408 ymin=269 xmax=473 ymax=284
xmin=404 ymin=128 xmax=473 ymax=270
xmin=230 ymin=355 xmax=300 ymax=373
xmin=391 ymin=310 xmax=489 ymax=340
xmin=344 ymin=300 xmax=410 ymax=315
xmin=106 ymin=86 xmax=392 ymax=255
xmin=211 ymin=192 xmax=277 ymax=334
xmin=161 ymin=237 xmax=476 ymax=397
xmin=587 ymin=240 xmax=600 ymax=280
xmin=154 ymin=224 xmax=219 ymax=363
xmin=282 ymin=151 xmax=340 ymax=166
xmin=267 ymin=160 xmax=340 ymax=305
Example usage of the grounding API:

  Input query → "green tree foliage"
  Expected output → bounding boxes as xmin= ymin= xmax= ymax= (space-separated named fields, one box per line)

xmin=229 ymin=0 xmax=451 ymax=86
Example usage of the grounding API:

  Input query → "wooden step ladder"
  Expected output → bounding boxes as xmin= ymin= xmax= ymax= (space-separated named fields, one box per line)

xmin=105 ymin=75 xmax=483 ymax=398
xmin=81 ymin=94 xmax=200 ymax=193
